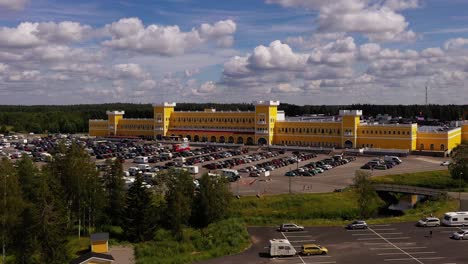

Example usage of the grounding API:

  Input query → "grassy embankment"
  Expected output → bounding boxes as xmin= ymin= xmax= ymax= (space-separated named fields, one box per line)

xmin=370 ymin=170 xmax=467 ymax=191
xmin=230 ymin=189 xmax=457 ymax=226
xmin=134 ymin=218 xmax=250 ymax=264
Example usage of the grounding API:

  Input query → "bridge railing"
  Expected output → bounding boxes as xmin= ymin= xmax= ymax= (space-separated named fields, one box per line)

xmin=372 ymin=183 xmax=447 ymax=197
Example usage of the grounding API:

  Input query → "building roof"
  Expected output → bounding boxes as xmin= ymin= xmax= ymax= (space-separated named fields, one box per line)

xmin=90 ymin=232 xmax=109 ymax=242
xmin=69 ymin=252 xmax=114 ymax=264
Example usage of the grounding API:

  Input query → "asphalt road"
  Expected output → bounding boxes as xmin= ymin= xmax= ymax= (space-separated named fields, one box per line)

xmin=200 ymin=222 xmax=468 ymax=264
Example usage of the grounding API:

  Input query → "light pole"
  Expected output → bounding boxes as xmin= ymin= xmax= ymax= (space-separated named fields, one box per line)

xmin=459 ymin=172 xmax=463 ymax=211
xmin=2 ymin=174 xmax=7 ymax=264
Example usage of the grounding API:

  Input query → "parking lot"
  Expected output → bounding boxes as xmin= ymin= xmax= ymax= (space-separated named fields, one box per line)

xmin=228 ymin=155 xmax=447 ymax=195
xmin=201 ymin=222 xmax=468 ymax=264
xmin=0 ymin=134 xmax=449 ymax=193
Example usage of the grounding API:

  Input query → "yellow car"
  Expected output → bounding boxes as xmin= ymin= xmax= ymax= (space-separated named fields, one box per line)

xmin=300 ymin=244 xmax=328 ymax=256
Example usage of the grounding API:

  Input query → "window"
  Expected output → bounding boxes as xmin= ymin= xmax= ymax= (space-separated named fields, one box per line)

xmin=440 ymin=144 xmax=445 ymax=151
xmin=430 ymin=144 xmax=434 ymax=150
xmin=278 ymin=246 xmax=284 ymax=250
xmin=453 ymin=218 xmax=458 ymax=221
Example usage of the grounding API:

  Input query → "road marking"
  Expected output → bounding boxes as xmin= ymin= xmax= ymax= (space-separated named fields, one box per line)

xmin=285 ymin=235 xmax=315 ymax=238
xmin=289 ymin=239 xmax=316 ymax=243
xmin=300 ymin=255 xmax=332 ymax=258
xmin=371 ymin=224 xmax=392 ymax=227
xmin=367 ymin=227 xmax=424 ymax=264
xmin=384 ymin=257 xmax=445 ymax=261
xmin=357 ymin=237 xmax=410 ymax=241
xmin=378 ymin=252 xmax=436 ymax=256
xmin=352 ymin=233 xmax=377 ymax=236
xmin=281 ymin=232 xmax=306 ymax=264
xmin=371 ymin=247 xmax=427 ymax=250
xmin=372 ymin=228 xmax=397 ymax=231
xmin=364 ymin=242 xmax=415 ymax=245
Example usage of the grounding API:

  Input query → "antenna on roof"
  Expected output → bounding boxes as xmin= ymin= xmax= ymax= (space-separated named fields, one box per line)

xmin=425 ymin=85 xmax=428 ymax=105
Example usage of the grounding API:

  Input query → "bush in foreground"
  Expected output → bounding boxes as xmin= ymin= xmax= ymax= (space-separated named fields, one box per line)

xmin=134 ymin=218 xmax=250 ymax=264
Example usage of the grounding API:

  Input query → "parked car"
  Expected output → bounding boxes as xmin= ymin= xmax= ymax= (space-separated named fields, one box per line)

xmin=441 ymin=161 xmax=450 ymax=166
xmin=300 ymin=244 xmax=328 ymax=256
xmin=451 ymin=230 xmax=468 ymax=240
xmin=347 ymin=220 xmax=368 ymax=230
xmin=374 ymin=164 xmax=387 ymax=170
xmin=285 ymin=171 xmax=297 ymax=177
xmin=249 ymin=171 xmax=260 ymax=177
xmin=417 ymin=217 xmax=440 ymax=227
xmin=278 ymin=223 xmax=304 ymax=232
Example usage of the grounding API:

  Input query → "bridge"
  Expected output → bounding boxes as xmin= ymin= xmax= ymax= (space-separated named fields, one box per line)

xmin=372 ymin=184 xmax=447 ymax=197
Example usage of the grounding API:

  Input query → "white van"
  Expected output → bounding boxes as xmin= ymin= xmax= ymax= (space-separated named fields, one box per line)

xmin=184 ymin=165 xmax=199 ymax=174
xmin=134 ymin=156 xmax=148 ymax=164
xmin=159 ymin=152 xmax=173 ymax=159
xmin=137 ymin=164 xmax=151 ymax=171
xmin=269 ymin=239 xmax=296 ymax=257
xmin=442 ymin=212 xmax=468 ymax=226
xmin=128 ymin=167 xmax=140 ymax=176
xmin=174 ymin=157 xmax=186 ymax=167
xmin=220 ymin=169 xmax=240 ymax=182
xmin=384 ymin=156 xmax=402 ymax=164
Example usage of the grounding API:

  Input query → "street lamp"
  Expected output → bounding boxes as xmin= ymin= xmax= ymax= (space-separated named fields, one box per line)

xmin=2 ymin=174 xmax=8 ymax=264
xmin=459 ymin=172 xmax=463 ymax=211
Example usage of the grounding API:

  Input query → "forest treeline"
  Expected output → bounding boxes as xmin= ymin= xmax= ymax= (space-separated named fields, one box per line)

xmin=0 ymin=103 xmax=466 ymax=134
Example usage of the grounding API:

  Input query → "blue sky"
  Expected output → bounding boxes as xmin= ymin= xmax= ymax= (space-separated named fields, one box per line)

xmin=0 ymin=0 xmax=467 ymax=105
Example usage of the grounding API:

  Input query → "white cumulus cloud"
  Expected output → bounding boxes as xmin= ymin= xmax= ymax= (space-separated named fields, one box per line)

xmin=102 ymin=18 xmax=237 ymax=56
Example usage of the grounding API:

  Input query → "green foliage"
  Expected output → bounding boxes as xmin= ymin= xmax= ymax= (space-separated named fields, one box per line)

xmin=354 ymin=170 xmax=385 ymax=219
xmin=370 ymin=170 xmax=463 ymax=190
xmin=123 ymin=175 xmax=155 ymax=242
xmin=135 ymin=218 xmax=250 ymax=264
xmin=45 ymin=141 xmax=104 ymax=235
xmin=449 ymin=141 xmax=468 ymax=185
xmin=164 ymin=170 xmax=195 ymax=237
xmin=191 ymin=173 xmax=232 ymax=228
xmin=102 ymin=159 xmax=126 ymax=226
xmin=230 ymin=191 xmax=361 ymax=225
xmin=0 ymin=158 xmax=25 ymax=260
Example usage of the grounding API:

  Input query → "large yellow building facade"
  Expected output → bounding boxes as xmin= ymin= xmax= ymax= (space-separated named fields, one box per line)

xmin=89 ymin=101 xmax=466 ymax=153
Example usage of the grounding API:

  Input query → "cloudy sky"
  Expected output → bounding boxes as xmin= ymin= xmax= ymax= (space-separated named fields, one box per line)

xmin=0 ymin=0 xmax=467 ymax=105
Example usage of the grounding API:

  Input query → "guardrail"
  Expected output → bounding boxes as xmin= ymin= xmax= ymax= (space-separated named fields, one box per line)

xmin=372 ymin=183 xmax=447 ymax=197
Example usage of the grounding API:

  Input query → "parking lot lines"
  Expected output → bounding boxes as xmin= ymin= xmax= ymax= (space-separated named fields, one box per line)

xmin=370 ymin=247 xmax=427 ymax=250
xmin=357 ymin=237 xmax=410 ymax=241
xmin=367 ymin=227 xmax=425 ymax=264
xmin=377 ymin=252 xmax=436 ymax=256
xmin=384 ymin=257 xmax=445 ymax=261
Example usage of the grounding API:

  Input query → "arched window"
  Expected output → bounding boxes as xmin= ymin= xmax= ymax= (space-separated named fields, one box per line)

xmin=430 ymin=144 xmax=434 ymax=150
xmin=420 ymin=144 xmax=424 ymax=150
xmin=440 ymin=144 xmax=445 ymax=151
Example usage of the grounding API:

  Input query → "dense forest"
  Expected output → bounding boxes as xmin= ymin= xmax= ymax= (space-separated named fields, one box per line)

xmin=0 ymin=103 xmax=466 ymax=134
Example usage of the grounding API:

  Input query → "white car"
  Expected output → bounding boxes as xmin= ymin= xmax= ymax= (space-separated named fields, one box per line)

xmin=417 ymin=217 xmax=440 ymax=227
xmin=451 ymin=230 xmax=468 ymax=240
xmin=441 ymin=161 xmax=450 ymax=166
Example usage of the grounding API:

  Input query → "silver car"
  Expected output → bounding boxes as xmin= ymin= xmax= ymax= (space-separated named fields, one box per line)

xmin=451 ymin=230 xmax=468 ymax=240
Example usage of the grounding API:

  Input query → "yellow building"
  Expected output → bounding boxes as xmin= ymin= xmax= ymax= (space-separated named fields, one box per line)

xmin=70 ymin=233 xmax=114 ymax=264
xmin=89 ymin=101 xmax=467 ymax=154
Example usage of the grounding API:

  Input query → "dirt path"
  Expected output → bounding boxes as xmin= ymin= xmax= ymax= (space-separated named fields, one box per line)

xmin=110 ymin=246 xmax=135 ymax=264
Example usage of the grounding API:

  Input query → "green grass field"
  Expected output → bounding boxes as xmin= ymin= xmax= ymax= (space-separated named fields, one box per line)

xmin=370 ymin=170 xmax=465 ymax=190
xmin=230 ymin=189 xmax=457 ymax=226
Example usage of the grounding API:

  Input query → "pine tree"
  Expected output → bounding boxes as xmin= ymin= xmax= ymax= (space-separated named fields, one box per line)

xmin=191 ymin=173 xmax=232 ymax=227
xmin=36 ymin=170 xmax=69 ymax=263
xmin=164 ymin=170 xmax=194 ymax=237
xmin=45 ymin=141 xmax=103 ymax=236
xmin=123 ymin=174 xmax=154 ymax=242
xmin=0 ymin=158 xmax=25 ymax=262
xmin=102 ymin=159 xmax=126 ymax=226
xmin=14 ymin=156 xmax=41 ymax=264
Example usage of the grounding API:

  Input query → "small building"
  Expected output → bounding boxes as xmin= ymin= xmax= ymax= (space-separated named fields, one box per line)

xmin=70 ymin=233 xmax=114 ymax=264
